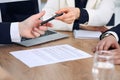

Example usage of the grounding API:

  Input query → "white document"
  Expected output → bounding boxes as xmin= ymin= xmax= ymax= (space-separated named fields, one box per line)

xmin=0 ymin=10 xmax=1 ymax=22
xmin=10 ymin=44 xmax=92 ymax=67
xmin=0 ymin=0 xmax=27 ymax=3
xmin=73 ymin=30 xmax=102 ymax=39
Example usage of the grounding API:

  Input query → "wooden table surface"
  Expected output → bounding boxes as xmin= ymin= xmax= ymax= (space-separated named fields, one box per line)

xmin=0 ymin=31 xmax=120 ymax=80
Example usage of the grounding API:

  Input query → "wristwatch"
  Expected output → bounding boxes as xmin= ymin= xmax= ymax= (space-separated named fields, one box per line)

xmin=100 ymin=33 xmax=113 ymax=40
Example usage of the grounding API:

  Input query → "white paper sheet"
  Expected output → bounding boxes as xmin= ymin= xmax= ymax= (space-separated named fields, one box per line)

xmin=10 ymin=44 xmax=92 ymax=67
xmin=73 ymin=30 xmax=102 ymax=39
xmin=0 ymin=0 xmax=27 ymax=3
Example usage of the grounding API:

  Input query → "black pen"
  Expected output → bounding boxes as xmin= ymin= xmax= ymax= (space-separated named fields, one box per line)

xmin=40 ymin=13 xmax=63 ymax=25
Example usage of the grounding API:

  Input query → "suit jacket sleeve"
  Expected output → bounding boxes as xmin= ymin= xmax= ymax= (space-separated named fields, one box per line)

xmin=108 ymin=24 xmax=120 ymax=42
xmin=86 ymin=0 xmax=115 ymax=26
xmin=100 ymin=24 xmax=120 ymax=42
xmin=0 ymin=22 xmax=12 ymax=44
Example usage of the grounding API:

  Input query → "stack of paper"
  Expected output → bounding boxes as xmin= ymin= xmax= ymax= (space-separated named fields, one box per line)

xmin=10 ymin=44 xmax=92 ymax=67
xmin=73 ymin=30 xmax=102 ymax=39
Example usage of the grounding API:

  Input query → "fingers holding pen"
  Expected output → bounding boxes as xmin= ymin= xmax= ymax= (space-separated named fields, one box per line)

xmin=32 ymin=20 xmax=53 ymax=38
xmin=55 ymin=7 xmax=80 ymax=24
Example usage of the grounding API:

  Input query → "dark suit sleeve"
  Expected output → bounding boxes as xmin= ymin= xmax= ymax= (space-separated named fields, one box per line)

xmin=73 ymin=9 xmax=89 ymax=30
xmin=0 ymin=22 xmax=13 ymax=44
xmin=100 ymin=24 xmax=120 ymax=42
xmin=109 ymin=24 xmax=120 ymax=42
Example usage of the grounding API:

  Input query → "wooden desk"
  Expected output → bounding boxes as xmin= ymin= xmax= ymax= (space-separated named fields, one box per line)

xmin=0 ymin=32 xmax=120 ymax=80
xmin=0 ymin=66 xmax=15 ymax=80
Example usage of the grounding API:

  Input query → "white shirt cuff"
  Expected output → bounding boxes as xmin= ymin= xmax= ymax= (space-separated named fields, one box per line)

xmin=106 ymin=31 xmax=119 ymax=42
xmin=10 ymin=22 xmax=21 ymax=42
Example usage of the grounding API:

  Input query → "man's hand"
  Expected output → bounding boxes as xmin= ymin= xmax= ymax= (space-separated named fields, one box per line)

xmin=19 ymin=11 xmax=52 ymax=38
xmin=110 ymin=48 xmax=120 ymax=64
xmin=55 ymin=7 xmax=80 ymax=24
xmin=95 ymin=35 xmax=120 ymax=51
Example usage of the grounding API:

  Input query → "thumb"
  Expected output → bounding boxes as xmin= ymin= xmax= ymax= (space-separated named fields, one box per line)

xmin=114 ymin=43 xmax=120 ymax=49
xmin=56 ymin=8 xmax=69 ymax=14
xmin=32 ymin=11 xmax=46 ymax=19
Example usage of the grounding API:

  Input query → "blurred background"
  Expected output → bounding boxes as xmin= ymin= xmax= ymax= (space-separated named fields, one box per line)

xmin=115 ymin=0 xmax=120 ymax=26
xmin=41 ymin=0 xmax=47 ymax=9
